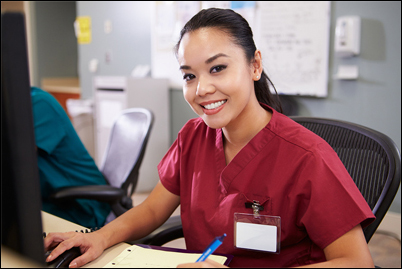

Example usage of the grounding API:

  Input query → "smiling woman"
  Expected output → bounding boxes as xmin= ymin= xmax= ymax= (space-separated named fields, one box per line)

xmin=166 ymin=8 xmax=375 ymax=268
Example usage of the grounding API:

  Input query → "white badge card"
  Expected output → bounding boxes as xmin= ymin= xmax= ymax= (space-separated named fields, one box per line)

xmin=234 ymin=213 xmax=281 ymax=254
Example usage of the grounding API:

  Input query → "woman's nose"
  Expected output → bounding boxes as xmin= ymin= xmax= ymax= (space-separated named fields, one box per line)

xmin=196 ymin=76 xmax=214 ymax=96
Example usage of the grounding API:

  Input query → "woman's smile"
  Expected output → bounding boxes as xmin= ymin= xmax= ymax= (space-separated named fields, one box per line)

xmin=200 ymin=99 xmax=227 ymax=115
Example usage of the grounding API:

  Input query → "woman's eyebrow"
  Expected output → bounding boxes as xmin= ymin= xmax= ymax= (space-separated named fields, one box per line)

xmin=179 ymin=53 xmax=229 ymax=70
xmin=179 ymin=65 xmax=191 ymax=70
xmin=205 ymin=53 xmax=229 ymax=64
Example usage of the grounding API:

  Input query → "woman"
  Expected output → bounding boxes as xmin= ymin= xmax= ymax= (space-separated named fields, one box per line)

xmin=44 ymin=8 xmax=375 ymax=268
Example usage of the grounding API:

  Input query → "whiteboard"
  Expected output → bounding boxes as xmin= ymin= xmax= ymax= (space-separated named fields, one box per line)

xmin=151 ymin=1 xmax=331 ymax=97
xmin=255 ymin=1 xmax=331 ymax=97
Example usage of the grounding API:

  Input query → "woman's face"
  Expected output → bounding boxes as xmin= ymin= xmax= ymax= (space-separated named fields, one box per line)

xmin=177 ymin=28 xmax=260 ymax=130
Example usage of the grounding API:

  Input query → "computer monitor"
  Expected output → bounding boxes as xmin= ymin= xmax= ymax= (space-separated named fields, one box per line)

xmin=1 ymin=12 xmax=46 ymax=265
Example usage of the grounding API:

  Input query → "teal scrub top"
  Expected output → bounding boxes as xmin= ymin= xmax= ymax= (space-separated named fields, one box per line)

xmin=31 ymin=87 xmax=110 ymax=228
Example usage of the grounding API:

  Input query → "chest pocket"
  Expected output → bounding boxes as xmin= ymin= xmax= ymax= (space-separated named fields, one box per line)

xmin=236 ymin=193 xmax=272 ymax=215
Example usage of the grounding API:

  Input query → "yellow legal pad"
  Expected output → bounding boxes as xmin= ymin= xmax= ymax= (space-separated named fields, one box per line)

xmin=103 ymin=245 xmax=227 ymax=268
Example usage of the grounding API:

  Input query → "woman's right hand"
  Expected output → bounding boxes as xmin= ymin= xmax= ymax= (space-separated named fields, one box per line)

xmin=44 ymin=230 xmax=107 ymax=268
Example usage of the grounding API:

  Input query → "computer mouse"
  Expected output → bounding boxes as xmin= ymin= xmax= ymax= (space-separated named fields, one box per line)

xmin=46 ymin=247 xmax=81 ymax=268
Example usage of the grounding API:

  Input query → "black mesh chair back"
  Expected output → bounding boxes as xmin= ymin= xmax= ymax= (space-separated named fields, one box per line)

xmin=290 ymin=116 xmax=401 ymax=242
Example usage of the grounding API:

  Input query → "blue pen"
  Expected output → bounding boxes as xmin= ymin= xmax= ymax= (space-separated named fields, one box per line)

xmin=196 ymin=233 xmax=227 ymax=262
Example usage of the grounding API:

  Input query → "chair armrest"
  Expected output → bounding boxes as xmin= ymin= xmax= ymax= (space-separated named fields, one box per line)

xmin=145 ymin=224 xmax=184 ymax=246
xmin=50 ymin=185 xmax=125 ymax=203
xmin=131 ymin=215 xmax=183 ymax=246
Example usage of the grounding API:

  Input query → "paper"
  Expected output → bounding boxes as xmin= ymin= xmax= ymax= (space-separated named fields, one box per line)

xmin=75 ymin=16 xmax=92 ymax=44
xmin=236 ymin=222 xmax=277 ymax=252
xmin=103 ymin=245 xmax=227 ymax=268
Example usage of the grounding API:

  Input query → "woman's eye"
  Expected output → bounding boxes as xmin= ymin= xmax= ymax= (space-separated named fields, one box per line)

xmin=210 ymin=65 xmax=227 ymax=73
xmin=183 ymin=74 xmax=195 ymax=81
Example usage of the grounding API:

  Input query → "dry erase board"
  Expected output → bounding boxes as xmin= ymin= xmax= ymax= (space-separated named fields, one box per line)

xmin=255 ymin=1 xmax=331 ymax=97
xmin=151 ymin=1 xmax=331 ymax=97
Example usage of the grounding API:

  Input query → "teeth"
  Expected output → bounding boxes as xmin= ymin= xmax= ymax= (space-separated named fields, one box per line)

xmin=204 ymin=100 xmax=226 ymax=110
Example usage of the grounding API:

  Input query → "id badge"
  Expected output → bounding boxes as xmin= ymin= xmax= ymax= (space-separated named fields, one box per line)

xmin=234 ymin=201 xmax=281 ymax=254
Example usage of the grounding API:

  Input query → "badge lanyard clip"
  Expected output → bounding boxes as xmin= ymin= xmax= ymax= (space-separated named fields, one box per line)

xmin=245 ymin=200 xmax=264 ymax=218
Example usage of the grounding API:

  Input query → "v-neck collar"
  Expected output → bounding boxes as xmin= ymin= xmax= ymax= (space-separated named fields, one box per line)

xmin=215 ymin=114 xmax=276 ymax=195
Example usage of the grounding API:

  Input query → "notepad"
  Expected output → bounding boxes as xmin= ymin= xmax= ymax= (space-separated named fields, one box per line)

xmin=103 ymin=245 xmax=228 ymax=268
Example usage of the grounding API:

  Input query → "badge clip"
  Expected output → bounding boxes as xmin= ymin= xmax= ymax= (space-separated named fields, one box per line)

xmin=245 ymin=200 xmax=264 ymax=218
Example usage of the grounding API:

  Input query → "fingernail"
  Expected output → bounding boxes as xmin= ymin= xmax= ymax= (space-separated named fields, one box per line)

xmin=69 ymin=262 xmax=77 ymax=268
xmin=46 ymin=255 xmax=52 ymax=262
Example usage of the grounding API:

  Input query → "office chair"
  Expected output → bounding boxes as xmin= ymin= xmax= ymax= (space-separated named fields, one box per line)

xmin=146 ymin=116 xmax=401 ymax=246
xmin=50 ymin=108 xmax=154 ymax=222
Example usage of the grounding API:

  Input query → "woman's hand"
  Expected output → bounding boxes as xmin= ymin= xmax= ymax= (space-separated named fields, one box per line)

xmin=177 ymin=258 xmax=228 ymax=268
xmin=44 ymin=230 xmax=107 ymax=268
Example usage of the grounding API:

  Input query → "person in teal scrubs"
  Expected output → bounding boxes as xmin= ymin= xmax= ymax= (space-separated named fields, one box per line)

xmin=31 ymin=86 xmax=110 ymax=228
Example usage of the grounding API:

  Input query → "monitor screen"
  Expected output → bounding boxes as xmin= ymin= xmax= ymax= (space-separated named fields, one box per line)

xmin=1 ymin=12 xmax=46 ymax=265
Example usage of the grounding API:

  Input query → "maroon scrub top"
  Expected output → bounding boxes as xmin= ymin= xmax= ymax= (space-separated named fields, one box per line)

xmin=158 ymin=105 xmax=374 ymax=267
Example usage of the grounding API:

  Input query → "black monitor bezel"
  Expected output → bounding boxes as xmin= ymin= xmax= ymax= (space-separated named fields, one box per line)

xmin=1 ymin=12 xmax=46 ymax=265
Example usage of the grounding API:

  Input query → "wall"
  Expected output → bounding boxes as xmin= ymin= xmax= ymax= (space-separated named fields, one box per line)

xmin=30 ymin=1 xmax=78 ymax=87
xmin=297 ymin=2 xmax=401 ymax=150
xmin=76 ymin=1 xmax=400 ymax=212
xmin=76 ymin=1 xmax=152 ymax=99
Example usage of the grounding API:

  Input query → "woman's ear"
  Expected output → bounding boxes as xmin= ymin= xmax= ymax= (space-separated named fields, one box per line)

xmin=252 ymin=50 xmax=263 ymax=81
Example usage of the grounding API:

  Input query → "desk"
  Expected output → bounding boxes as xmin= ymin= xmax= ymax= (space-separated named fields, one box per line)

xmin=42 ymin=211 xmax=130 ymax=268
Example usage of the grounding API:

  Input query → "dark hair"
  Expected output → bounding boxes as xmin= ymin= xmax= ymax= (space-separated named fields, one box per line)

xmin=174 ymin=8 xmax=283 ymax=113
